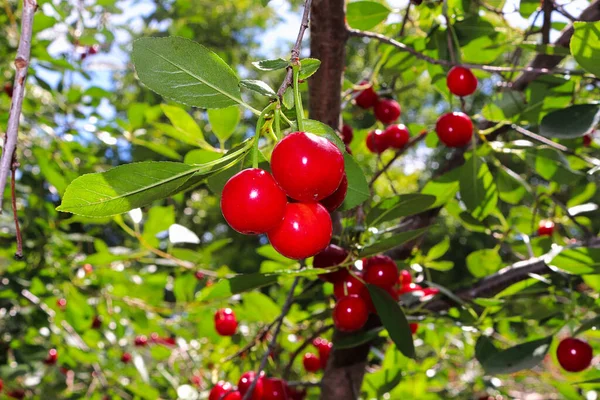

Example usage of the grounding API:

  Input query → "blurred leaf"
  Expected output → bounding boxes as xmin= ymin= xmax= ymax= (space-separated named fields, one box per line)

xmin=475 ymin=336 xmax=498 ymax=364
xmin=574 ymin=315 xmax=600 ymax=336
xmin=551 ymin=248 xmax=600 ymax=274
xmin=346 ymin=1 xmax=391 ymax=30
xmin=359 ymin=228 xmax=428 ymax=257
xmin=480 ymin=336 xmax=553 ymax=374
xmin=426 ymin=237 xmax=450 ymax=260
xmin=466 ymin=248 xmax=503 ymax=278
xmin=333 ymin=327 xmax=384 ymax=349
xmin=160 ymin=104 xmax=208 ymax=147
xmin=198 ymin=273 xmax=279 ymax=301
xmin=207 ymin=106 xmax=240 ymax=142
xmin=570 ymin=21 xmax=600 ymax=77
xmin=459 ymin=155 xmax=498 ymax=220
xmin=421 ymin=168 xmax=461 ymax=207
xmin=142 ymin=206 xmax=175 ymax=247
xmin=239 ymin=79 xmax=277 ymax=97
xmin=367 ymin=194 xmax=437 ymax=227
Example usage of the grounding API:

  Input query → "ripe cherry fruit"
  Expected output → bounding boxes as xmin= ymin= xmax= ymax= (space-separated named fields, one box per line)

xmin=313 ymin=244 xmax=349 ymax=283
xmin=538 ymin=220 xmax=555 ymax=236
xmin=333 ymin=274 xmax=365 ymax=299
xmin=583 ymin=134 xmax=593 ymax=147
xmin=92 ymin=315 xmax=102 ymax=329
xmin=446 ymin=66 xmax=478 ymax=97
xmin=221 ymin=168 xmax=287 ymax=234
xmin=341 ymin=124 xmax=354 ymax=145
xmin=354 ymin=81 xmax=379 ymax=109
xmin=435 ymin=112 xmax=473 ymax=148
xmin=121 ymin=352 xmax=132 ymax=363
xmin=363 ymin=255 xmax=399 ymax=289
xmin=214 ymin=308 xmax=238 ymax=336
xmin=399 ymin=270 xmax=412 ymax=285
xmin=398 ymin=282 xmax=423 ymax=295
xmin=267 ymin=202 xmax=332 ymax=260
xmin=333 ymin=294 xmax=369 ymax=332
xmin=271 ymin=132 xmax=344 ymax=202
xmin=374 ymin=99 xmax=401 ymax=124
xmin=223 ymin=391 xmax=242 ymax=400
xmin=134 ymin=335 xmax=148 ymax=347
xmin=556 ymin=337 xmax=593 ymax=372
xmin=263 ymin=378 xmax=289 ymax=400
xmin=383 ymin=124 xmax=410 ymax=149
xmin=57 ymin=298 xmax=67 ymax=309
xmin=303 ymin=352 xmax=321 ymax=372
xmin=320 ymin=173 xmax=348 ymax=213
xmin=44 ymin=348 xmax=58 ymax=365
xmin=209 ymin=382 xmax=234 ymax=400
xmin=410 ymin=323 xmax=419 ymax=335
xmin=238 ymin=371 xmax=264 ymax=400
xmin=366 ymin=129 xmax=389 ymax=154
xmin=315 ymin=339 xmax=332 ymax=369
xmin=191 ymin=375 xmax=202 ymax=387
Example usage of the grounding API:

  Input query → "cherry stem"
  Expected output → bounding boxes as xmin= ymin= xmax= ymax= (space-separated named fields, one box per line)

xmin=252 ymin=103 xmax=276 ymax=168
xmin=274 ymin=105 xmax=282 ymax=140
xmin=292 ymin=64 xmax=305 ymax=132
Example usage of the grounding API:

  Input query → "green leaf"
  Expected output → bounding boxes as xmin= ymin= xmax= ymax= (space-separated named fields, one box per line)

xmin=519 ymin=42 xmax=571 ymax=56
xmin=359 ymin=228 xmax=428 ymax=257
xmin=299 ymin=58 xmax=321 ymax=80
xmin=302 ymin=119 xmax=346 ymax=153
xmin=160 ymin=104 xmax=208 ymax=147
xmin=142 ymin=206 xmax=175 ymax=247
xmin=426 ymin=237 xmax=450 ymax=260
xmin=574 ymin=315 xmax=600 ymax=336
xmin=132 ymin=138 xmax=182 ymax=160
xmin=333 ymin=327 xmax=384 ymax=349
xmin=367 ymin=285 xmax=415 ymax=359
xmin=33 ymin=148 xmax=69 ymax=195
xmin=366 ymin=194 xmax=437 ymax=226
xmin=341 ymin=153 xmax=370 ymax=211
xmin=183 ymin=149 xmax=222 ymax=165
xmin=346 ymin=1 xmax=391 ymax=30
xmin=466 ymin=248 xmax=503 ymax=278
xmin=133 ymin=37 xmax=242 ymax=109
xmin=551 ymin=248 xmax=600 ymax=274
xmin=570 ymin=21 xmax=600 ymax=77
xmin=539 ymin=104 xmax=600 ymax=139
xmin=282 ymin=87 xmax=294 ymax=109
xmin=57 ymin=162 xmax=198 ymax=217
xmin=480 ymin=336 xmax=553 ymax=375
xmin=475 ymin=336 xmax=499 ymax=365
xmin=252 ymin=58 xmax=289 ymax=71
xmin=459 ymin=155 xmax=498 ymax=220
xmin=207 ymin=106 xmax=240 ymax=142
xmin=496 ymin=166 xmax=529 ymax=205
xmin=239 ymin=79 xmax=277 ymax=98
xmin=198 ymin=273 xmax=279 ymax=301
xmin=421 ymin=168 xmax=461 ymax=207
xmin=424 ymin=260 xmax=454 ymax=271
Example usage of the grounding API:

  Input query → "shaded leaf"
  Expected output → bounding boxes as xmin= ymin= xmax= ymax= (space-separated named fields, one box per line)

xmin=341 ymin=153 xmax=370 ymax=211
xmin=359 ymin=228 xmax=428 ymax=258
xmin=367 ymin=194 xmax=437 ymax=226
xmin=539 ymin=104 xmax=600 ymax=139
xmin=333 ymin=327 xmax=384 ymax=349
xmin=459 ymin=155 xmax=498 ymax=220
xmin=480 ymin=336 xmax=553 ymax=375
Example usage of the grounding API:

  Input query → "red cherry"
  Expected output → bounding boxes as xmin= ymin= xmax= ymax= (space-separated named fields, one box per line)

xmin=44 ymin=348 xmax=58 ymax=365
xmin=271 ymin=132 xmax=345 ymax=202
xmin=538 ymin=220 xmax=555 ymax=236
xmin=410 ymin=323 xmax=419 ymax=335
xmin=333 ymin=295 xmax=369 ymax=332
xmin=57 ymin=298 xmax=67 ymax=309
xmin=267 ymin=202 xmax=332 ymax=259
xmin=223 ymin=391 xmax=242 ymax=400
xmin=354 ymin=81 xmax=379 ymax=109
xmin=215 ymin=309 xmax=238 ymax=336
xmin=320 ymin=173 xmax=348 ymax=213
xmin=238 ymin=371 xmax=264 ymax=400
xmin=4 ymin=83 xmax=13 ymax=98
xmin=383 ymin=124 xmax=410 ymax=149
xmin=557 ymin=337 xmax=593 ymax=372
xmin=191 ymin=375 xmax=202 ymax=387
xmin=333 ymin=274 xmax=365 ymax=299
xmin=7 ymin=389 xmax=25 ymax=399
xmin=287 ymin=387 xmax=307 ymax=400
xmin=341 ymin=124 xmax=353 ymax=145
xmin=399 ymin=270 xmax=412 ymax=285
xmin=446 ymin=66 xmax=478 ymax=97
xmin=134 ymin=335 xmax=148 ymax=347
xmin=584 ymin=134 xmax=593 ymax=147
xmin=92 ymin=315 xmax=102 ymax=329
xmin=317 ymin=341 xmax=332 ymax=369
xmin=374 ymin=99 xmax=401 ymax=124
xmin=209 ymin=382 xmax=234 ymax=400
xmin=162 ymin=336 xmax=176 ymax=346
xmin=363 ymin=255 xmax=399 ymax=289
xmin=83 ymin=263 xmax=93 ymax=274
xmin=0 ymin=378 xmax=3 ymax=392
xmin=420 ymin=287 xmax=440 ymax=299
xmin=313 ymin=244 xmax=349 ymax=283
xmin=121 ymin=352 xmax=132 ymax=363
xmin=88 ymin=44 xmax=100 ymax=55
xmin=263 ymin=378 xmax=289 ymax=400
xmin=398 ymin=282 xmax=423 ymax=295
xmin=435 ymin=112 xmax=473 ymax=148
xmin=366 ymin=130 xmax=389 ymax=154
xmin=221 ymin=168 xmax=287 ymax=234
xmin=195 ymin=271 xmax=204 ymax=280
xmin=302 ymin=352 xmax=321 ymax=372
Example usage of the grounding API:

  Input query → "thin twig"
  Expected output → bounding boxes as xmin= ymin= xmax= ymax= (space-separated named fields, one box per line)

xmin=548 ymin=194 xmax=594 ymax=237
xmin=398 ymin=3 xmax=411 ymax=37
xmin=0 ymin=0 xmax=38 ymax=212
xmin=369 ymin=130 xmax=428 ymax=187
xmin=276 ymin=0 xmax=313 ymax=100
xmin=347 ymin=28 xmax=591 ymax=76
xmin=282 ymin=324 xmax=334 ymax=379
xmin=241 ymin=277 xmax=301 ymax=400
xmin=10 ymin=155 xmax=23 ymax=259
xmin=222 ymin=321 xmax=277 ymax=362
xmin=542 ymin=0 xmax=553 ymax=44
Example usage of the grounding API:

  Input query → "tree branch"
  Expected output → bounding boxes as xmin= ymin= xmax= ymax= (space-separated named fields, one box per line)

xmin=276 ymin=0 xmax=313 ymax=100
xmin=541 ymin=0 xmax=553 ymax=44
xmin=0 ymin=0 xmax=38 ymax=212
xmin=10 ymin=155 xmax=23 ymax=259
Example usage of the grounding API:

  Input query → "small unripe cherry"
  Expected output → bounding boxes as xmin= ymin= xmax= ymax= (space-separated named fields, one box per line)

xmin=121 ymin=352 xmax=132 ymax=363
xmin=446 ymin=66 xmax=478 ymax=97
xmin=313 ymin=244 xmax=349 ymax=283
xmin=209 ymin=381 xmax=234 ymax=400
xmin=538 ymin=220 xmax=555 ymax=236
xmin=557 ymin=337 xmax=593 ymax=372
xmin=363 ymin=255 xmax=399 ymax=289
xmin=302 ymin=352 xmax=321 ymax=372
xmin=341 ymin=124 xmax=353 ymax=145
xmin=366 ymin=130 xmax=389 ymax=154
xmin=383 ymin=124 xmax=410 ymax=149
xmin=435 ymin=112 xmax=473 ymax=148
xmin=374 ymin=99 xmax=401 ymax=124
xmin=354 ymin=81 xmax=379 ymax=109
xmin=238 ymin=371 xmax=264 ymax=400
xmin=320 ymin=174 xmax=348 ymax=213
xmin=57 ymin=298 xmax=67 ymax=309
xmin=333 ymin=295 xmax=369 ymax=332
xmin=221 ymin=168 xmax=287 ymax=234
xmin=267 ymin=202 xmax=332 ymax=260
xmin=271 ymin=132 xmax=345 ymax=202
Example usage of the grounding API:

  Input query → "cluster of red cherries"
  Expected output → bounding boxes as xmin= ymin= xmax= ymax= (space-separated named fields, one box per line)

xmin=208 ymin=371 xmax=306 ymax=400
xmin=221 ymin=131 xmax=347 ymax=259
xmin=301 ymin=337 xmax=332 ymax=373
xmin=314 ymin=244 xmax=438 ymax=333
xmin=349 ymin=81 xmax=410 ymax=154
